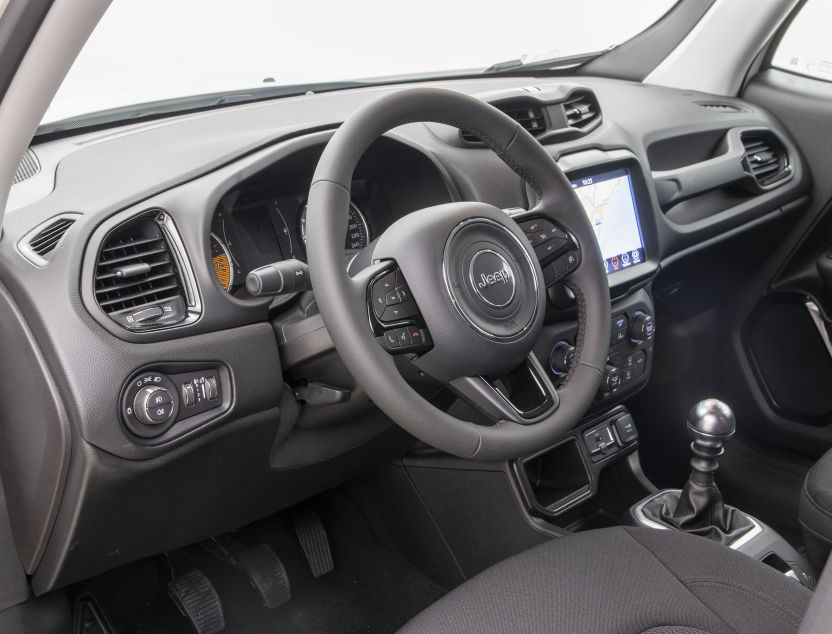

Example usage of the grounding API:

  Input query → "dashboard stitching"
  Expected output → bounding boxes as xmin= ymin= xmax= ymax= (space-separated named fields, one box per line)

xmin=562 ymin=277 xmax=587 ymax=387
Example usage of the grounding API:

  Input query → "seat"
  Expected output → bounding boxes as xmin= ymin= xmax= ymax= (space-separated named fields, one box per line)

xmin=800 ymin=446 xmax=832 ymax=570
xmin=401 ymin=526 xmax=810 ymax=634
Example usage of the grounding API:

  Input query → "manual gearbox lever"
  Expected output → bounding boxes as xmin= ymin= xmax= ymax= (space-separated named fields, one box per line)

xmin=640 ymin=399 xmax=754 ymax=544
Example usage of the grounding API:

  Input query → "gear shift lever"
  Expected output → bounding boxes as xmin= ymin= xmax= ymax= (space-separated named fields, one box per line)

xmin=686 ymin=399 xmax=735 ymax=488
xmin=640 ymin=399 xmax=754 ymax=545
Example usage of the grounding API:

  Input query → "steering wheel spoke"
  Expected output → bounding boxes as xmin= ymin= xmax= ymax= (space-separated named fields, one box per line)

xmin=450 ymin=354 xmax=559 ymax=424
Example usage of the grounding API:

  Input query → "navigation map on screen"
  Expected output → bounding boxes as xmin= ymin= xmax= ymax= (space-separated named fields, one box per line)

xmin=570 ymin=168 xmax=645 ymax=275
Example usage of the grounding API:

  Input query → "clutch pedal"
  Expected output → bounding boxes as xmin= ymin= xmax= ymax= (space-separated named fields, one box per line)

xmin=168 ymin=569 xmax=225 ymax=634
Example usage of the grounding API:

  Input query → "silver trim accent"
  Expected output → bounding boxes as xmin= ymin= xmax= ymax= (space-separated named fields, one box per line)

xmin=17 ymin=212 xmax=81 ymax=267
xmin=488 ymin=355 xmax=554 ymax=418
xmin=805 ymin=300 xmax=832 ymax=361
xmin=156 ymin=210 xmax=202 ymax=328
xmin=442 ymin=218 xmax=540 ymax=341
xmin=468 ymin=249 xmax=516 ymax=308
xmin=632 ymin=489 xmax=763 ymax=550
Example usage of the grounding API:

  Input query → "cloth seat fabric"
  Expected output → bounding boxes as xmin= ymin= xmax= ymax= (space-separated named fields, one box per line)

xmin=401 ymin=526 xmax=810 ymax=634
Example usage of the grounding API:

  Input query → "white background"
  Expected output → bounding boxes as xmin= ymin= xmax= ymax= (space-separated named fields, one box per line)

xmin=44 ymin=0 xmax=676 ymax=122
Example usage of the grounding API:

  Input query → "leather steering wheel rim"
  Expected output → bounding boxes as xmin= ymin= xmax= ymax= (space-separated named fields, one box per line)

xmin=306 ymin=87 xmax=610 ymax=460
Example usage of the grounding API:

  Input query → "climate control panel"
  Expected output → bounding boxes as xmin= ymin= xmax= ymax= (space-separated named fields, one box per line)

xmin=120 ymin=365 xmax=229 ymax=442
xmin=536 ymin=289 xmax=654 ymax=412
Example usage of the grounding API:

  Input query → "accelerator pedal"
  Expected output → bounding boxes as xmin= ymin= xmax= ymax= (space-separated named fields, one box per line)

xmin=202 ymin=536 xmax=291 ymax=609
xmin=292 ymin=508 xmax=334 ymax=578
xmin=168 ymin=569 xmax=225 ymax=634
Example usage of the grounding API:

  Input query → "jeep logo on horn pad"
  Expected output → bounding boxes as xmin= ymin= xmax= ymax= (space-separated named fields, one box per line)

xmin=469 ymin=250 xmax=516 ymax=308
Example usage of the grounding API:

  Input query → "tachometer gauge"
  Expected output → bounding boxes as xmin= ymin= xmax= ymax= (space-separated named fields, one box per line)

xmin=299 ymin=202 xmax=370 ymax=251
xmin=210 ymin=233 xmax=234 ymax=292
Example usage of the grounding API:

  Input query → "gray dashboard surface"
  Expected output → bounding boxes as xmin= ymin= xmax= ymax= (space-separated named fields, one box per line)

xmin=0 ymin=71 xmax=812 ymax=593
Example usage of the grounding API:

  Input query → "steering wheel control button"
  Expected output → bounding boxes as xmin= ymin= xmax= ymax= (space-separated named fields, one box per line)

xmin=534 ymin=237 xmax=568 ymax=262
xmin=629 ymin=311 xmax=655 ymax=342
xmin=371 ymin=271 xmax=398 ymax=318
xmin=469 ymin=249 xmax=516 ymax=308
xmin=385 ymin=290 xmax=403 ymax=306
xmin=380 ymin=327 xmax=431 ymax=354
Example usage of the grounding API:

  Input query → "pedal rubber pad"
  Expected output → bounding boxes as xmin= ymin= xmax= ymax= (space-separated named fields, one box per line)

xmin=292 ymin=508 xmax=334 ymax=578
xmin=168 ymin=569 xmax=225 ymax=634
xmin=202 ymin=537 xmax=291 ymax=609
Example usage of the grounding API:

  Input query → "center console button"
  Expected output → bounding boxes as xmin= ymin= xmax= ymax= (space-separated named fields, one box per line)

xmin=613 ymin=414 xmax=638 ymax=444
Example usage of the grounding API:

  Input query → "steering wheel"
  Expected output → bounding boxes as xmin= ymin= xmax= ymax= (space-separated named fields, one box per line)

xmin=306 ymin=87 xmax=610 ymax=460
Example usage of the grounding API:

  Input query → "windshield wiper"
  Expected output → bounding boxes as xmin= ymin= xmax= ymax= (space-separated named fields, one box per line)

xmin=483 ymin=50 xmax=608 ymax=75
xmin=35 ymin=80 xmax=371 ymax=140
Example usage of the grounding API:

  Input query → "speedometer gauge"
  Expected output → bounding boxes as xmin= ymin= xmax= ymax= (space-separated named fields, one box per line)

xmin=210 ymin=233 xmax=234 ymax=292
xmin=299 ymin=202 xmax=370 ymax=251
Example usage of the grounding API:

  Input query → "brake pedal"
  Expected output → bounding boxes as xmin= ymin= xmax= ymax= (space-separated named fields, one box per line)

xmin=168 ymin=569 xmax=225 ymax=634
xmin=292 ymin=508 xmax=334 ymax=578
xmin=202 ymin=536 xmax=291 ymax=609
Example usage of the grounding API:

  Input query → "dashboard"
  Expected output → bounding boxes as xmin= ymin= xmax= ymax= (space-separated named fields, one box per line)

xmin=0 ymin=74 xmax=811 ymax=594
xmin=210 ymin=184 xmax=371 ymax=296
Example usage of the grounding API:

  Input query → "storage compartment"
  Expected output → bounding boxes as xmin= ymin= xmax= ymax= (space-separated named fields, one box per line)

xmin=522 ymin=439 xmax=591 ymax=512
xmin=647 ymin=130 xmax=727 ymax=172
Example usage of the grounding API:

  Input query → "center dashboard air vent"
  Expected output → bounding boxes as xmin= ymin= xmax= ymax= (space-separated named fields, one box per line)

xmin=741 ymin=131 xmax=791 ymax=189
xmin=94 ymin=210 xmax=200 ymax=331
xmin=460 ymin=104 xmax=548 ymax=143
xmin=563 ymin=91 xmax=600 ymax=130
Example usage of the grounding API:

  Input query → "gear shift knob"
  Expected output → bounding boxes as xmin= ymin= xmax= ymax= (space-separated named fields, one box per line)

xmin=687 ymin=399 xmax=735 ymax=443
xmin=686 ymin=399 xmax=735 ymax=487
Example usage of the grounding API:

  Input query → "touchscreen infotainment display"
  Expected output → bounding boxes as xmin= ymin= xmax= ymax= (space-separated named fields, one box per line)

xmin=570 ymin=167 xmax=645 ymax=275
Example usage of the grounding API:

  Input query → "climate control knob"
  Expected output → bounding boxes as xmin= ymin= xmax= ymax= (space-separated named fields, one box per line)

xmin=629 ymin=311 xmax=655 ymax=343
xmin=600 ymin=365 xmax=622 ymax=394
xmin=133 ymin=386 xmax=174 ymax=426
xmin=549 ymin=340 xmax=576 ymax=376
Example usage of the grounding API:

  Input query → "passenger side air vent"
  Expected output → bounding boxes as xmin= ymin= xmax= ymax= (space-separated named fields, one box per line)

xmin=563 ymin=91 xmax=600 ymax=130
xmin=94 ymin=212 xmax=198 ymax=331
xmin=461 ymin=104 xmax=547 ymax=143
xmin=13 ymin=148 xmax=40 ymax=184
xmin=741 ymin=131 xmax=791 ymax=189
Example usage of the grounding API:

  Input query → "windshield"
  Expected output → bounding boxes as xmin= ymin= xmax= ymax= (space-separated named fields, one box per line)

xmin=43 ymin=0 xmax=676 ymax=125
